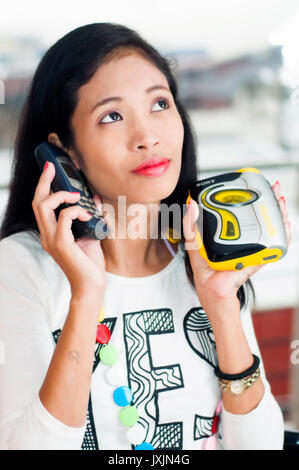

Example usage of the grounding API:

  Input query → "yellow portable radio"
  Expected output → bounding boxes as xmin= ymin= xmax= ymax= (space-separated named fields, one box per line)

xmin=186 ymin=167 xmax=288 ymax=271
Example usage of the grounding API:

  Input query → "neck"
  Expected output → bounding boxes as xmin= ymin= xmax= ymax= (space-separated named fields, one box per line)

xmin=100 ymin=198 xmax=178 ymax=276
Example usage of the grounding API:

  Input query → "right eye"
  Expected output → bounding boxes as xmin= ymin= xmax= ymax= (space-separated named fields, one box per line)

xmin=99 ymin=111 xmax=122 ymax=124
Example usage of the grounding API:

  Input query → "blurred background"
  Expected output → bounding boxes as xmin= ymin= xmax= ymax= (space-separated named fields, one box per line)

xmin=0 ymin=0 xmax=299 ymax=434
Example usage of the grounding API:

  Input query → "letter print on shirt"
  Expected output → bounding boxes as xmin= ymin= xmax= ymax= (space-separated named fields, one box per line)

xmin=123 ymin=308 xmax=184 ymax=450
xmin=183 ymin=307 xmax=217 ymax=368
xmin=183 ymin=306 xmax=220 ymax=441
xmin=51 ymin=307 xmax=219 ymax=449
xmin=52 ymin=316 xmax=117 ymax=450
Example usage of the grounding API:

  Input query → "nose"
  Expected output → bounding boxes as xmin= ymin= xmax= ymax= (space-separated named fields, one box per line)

xmin=129 ymin=121 xmax=159 ymax=151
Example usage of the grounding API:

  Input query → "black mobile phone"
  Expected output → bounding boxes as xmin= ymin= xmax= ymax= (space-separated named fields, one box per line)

xmin=34 ymin=142 xmax=109 ymax=240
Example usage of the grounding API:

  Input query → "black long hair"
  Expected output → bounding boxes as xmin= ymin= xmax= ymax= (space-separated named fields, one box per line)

xmin=0 ymin=22 xmax=254 ymax=310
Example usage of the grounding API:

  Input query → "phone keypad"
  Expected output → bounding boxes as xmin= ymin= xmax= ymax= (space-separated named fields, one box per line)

xmin=78 ymin=194 xmax=102 ymax=219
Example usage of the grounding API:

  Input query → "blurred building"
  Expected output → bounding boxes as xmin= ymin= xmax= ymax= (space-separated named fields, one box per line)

xmin=0 ymin=35 xmax=45 ymax=79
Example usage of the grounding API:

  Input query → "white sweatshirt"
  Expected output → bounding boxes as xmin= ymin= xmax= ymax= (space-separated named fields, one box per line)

xmin=0 ymin=231 xmax=284 ymax=450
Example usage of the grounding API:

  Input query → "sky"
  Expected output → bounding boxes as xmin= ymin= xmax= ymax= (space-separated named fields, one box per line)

xmin=1 ymin=0 xmax=299 ymax=59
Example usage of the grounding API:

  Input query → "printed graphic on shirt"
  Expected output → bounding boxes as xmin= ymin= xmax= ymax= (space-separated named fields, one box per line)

xmin=183 ymin=307 xmax=219 ymax=441
xmin=183 ymin=307 xmax=217 ymax=368
xmin=52 ymin=317 xmax=117 ymax=451
xmin=123 ymin=308 xmax=184 ymax=450
xmin=194 ymin=414 xmax=215 ymax=440
xmin=52 ymin=307 xmax=218 ymax=450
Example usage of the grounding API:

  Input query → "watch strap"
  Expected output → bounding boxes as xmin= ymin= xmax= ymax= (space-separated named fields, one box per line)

xmin=214 ymin=354 xmax=260 ymax=380
xmin=219 ymin=367 xmax=261 ymax=395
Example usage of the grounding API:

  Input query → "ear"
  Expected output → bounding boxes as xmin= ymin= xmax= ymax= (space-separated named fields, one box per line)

xmin=47 ymin=132 xmax=81 ymax=170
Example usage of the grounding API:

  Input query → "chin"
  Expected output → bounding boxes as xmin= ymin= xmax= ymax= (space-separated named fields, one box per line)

xmin=162 ymin=174 xmax=180 ymax=199
xmin=148 ymin=177 xmax=179 ymax=203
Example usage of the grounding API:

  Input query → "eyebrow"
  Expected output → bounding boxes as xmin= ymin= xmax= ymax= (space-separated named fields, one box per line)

xmin=90 ymin=84 xmax=171 ymax=114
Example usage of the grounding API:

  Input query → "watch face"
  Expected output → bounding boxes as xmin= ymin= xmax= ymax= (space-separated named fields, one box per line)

xmin=230 ymin=380 xmax=245 ymax=395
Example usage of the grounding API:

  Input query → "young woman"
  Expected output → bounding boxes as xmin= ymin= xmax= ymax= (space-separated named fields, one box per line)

xmin=0 ymin=23 xmax=291 ymax=450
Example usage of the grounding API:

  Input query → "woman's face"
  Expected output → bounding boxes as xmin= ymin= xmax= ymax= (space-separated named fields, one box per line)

xmin=70 ymin=49 xmax=184 ymax=206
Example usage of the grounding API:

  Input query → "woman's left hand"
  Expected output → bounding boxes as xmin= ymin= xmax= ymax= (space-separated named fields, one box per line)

xmin=182 ymin=180 xmax=291 ymax=318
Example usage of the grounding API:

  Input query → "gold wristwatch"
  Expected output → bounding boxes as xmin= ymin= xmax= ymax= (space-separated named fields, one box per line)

xmin=219 ymin=368 xmax=261 ymax=395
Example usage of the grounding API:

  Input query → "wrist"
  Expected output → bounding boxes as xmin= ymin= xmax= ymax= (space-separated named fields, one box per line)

xmin=71 ymin=288 xmax=105 ymax=314
xmin=71 ymin=280 xmax=105 ymax=299
xmin=69 ymin=276 xmax=107 ymax=301
xmin=204 ymin=296 xmax=241 ymax=328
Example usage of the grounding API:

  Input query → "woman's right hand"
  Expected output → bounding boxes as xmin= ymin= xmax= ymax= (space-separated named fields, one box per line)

xmin=32 ymin=161 xmax=107 ymax=296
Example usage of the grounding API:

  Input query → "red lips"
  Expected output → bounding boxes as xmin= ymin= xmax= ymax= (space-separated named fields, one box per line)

xmin=132 ymin=157 xmax=170 ymax=173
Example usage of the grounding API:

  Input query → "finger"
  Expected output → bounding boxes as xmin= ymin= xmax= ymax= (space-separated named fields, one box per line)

xmin=182 ymin=197 xmax=210 ymax=279
xmin=285 ymin=221 xmax=291 ymax=246
xmin=271 ymin=188 xmax=291 ymax=246
xmin=271 ymin=180 xmax=281 ymax=200
xmin=183 ymin=198 xmax=200 ymax=247
xmin=229 ymin=266 xmax=262 ymax=295
xmin=277 ymin=195 xmax=291 ymax=246
xmin=278 ymin=196 xmax=288 ymax=224
xmin=32 ymin=161 xmax=56 ymax=241
xmin=33 ymin=161 xmax=55 ymax=203
xmin=37 ymin=190 xmax=82 ymax=242
xmin=55 ymin=204 xmax=93 ymax=246
xmin=93 ymin=194 xmax=103 ymax=216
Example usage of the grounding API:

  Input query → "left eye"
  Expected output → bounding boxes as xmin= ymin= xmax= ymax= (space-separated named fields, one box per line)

xmin=100 ymin=111 xmax=121 ymax=124
xmin=152 ymin=99 xmax=169 ymax=111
